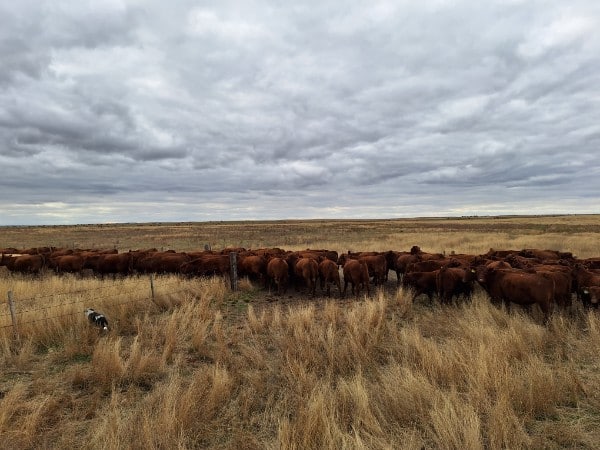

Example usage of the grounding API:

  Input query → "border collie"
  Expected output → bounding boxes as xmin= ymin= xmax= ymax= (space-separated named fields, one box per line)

xmin=85 ymin=308 xmax=109 ymax=331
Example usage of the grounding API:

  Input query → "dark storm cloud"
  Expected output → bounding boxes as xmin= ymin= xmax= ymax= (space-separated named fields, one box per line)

xmin=1 ymin=0 xmax=599 ymax=224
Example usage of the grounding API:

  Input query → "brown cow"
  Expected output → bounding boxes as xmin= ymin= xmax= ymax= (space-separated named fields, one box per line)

xmin=11 ymin=254 xmax=46 ymax=274
xmin=266 ymin=257 xmax=289 ymax=295
xmin=531 ymin=264 xmax=573 ymax=309
xmin=84 ymin=253 xmax=133 ymax=277
xmin=294 ymin=257 xmax=318 ymax=296
xmin=49 ymin=254 xmax=85 ymax=274
xmin=180 ymin=254 xmax=230 ymax=277
xmin=436 ymin=267 xmax=474 ymax=304
xmin=338 ymin=253 xmax=387 ymax=285
xmin=318 ymin=258 xmax=341 ymax=297
xmin=238 ymin=254 xmax=268 ymax=283
xmin=583 ymin=286 xmax=600 ymax=308
xmin=476 ymin=267 xmax=555 ymax=322
xmin=402 ymin=270 xmax=438 ymax=304
xmin=394 ymin=252 xmax=419 ymax=284
xmin=572 ymin=264 xmax=600 ymax=306
xmin=299 ymin=249 xmax=339 ymax=263
xmin=342 ymin=259 xmax=370 ymax=298
xmin=134 ymin=252 xmax=191 ymax=274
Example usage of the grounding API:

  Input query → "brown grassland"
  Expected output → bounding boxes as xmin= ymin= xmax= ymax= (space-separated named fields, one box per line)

xmin=1 ymin=215 xmax=600 ymax=449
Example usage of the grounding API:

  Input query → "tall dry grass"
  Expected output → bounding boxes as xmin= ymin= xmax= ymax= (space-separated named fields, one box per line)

xmin=1 ymin=271 xmax=600 ymax=449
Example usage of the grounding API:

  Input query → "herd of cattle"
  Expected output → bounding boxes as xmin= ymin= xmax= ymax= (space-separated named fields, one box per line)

xmin=1 ymin=245 xmax=600 ymax=320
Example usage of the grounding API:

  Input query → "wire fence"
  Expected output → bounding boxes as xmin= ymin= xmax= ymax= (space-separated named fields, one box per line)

xmin=1 ymin=253 xmax=241 ymax=340
xmin=1 ymin=275 xmax=210 ymax=336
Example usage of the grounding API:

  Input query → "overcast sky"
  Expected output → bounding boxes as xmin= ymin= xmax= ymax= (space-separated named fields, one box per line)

xmin=1 ymin=0 xmax=599 ymax=225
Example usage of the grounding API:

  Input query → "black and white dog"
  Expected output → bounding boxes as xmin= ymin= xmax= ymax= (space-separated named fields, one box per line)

xmin=85 ymin=308 xmax=109 ymax=331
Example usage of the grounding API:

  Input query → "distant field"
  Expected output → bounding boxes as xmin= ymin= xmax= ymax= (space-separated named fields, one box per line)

xmin=1 ymin=215 xmax=600 ymax=449
xmin=3 ymin=214 xmax=600 ymax=257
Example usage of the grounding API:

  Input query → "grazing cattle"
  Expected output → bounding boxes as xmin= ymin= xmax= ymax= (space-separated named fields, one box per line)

xmin=318 ymin=258 xmax=341 ymax=297
xmin=180 ymin=254 xmax=230 ymax=277
xmin=294 ymin=257 xmax=319 ymax=296
xmin=85 ymin=308 xmax=109 ymax=331
xmin=342 ymin=259 xmax=370 ymax=298
xmin=436 ymin=267 xmax=474 ymax=304
xmin=476 ymin=267 xmax=555 ymax=322
xmin=402 ymin=270 xmax=438 ymax=304
xmin=266 ymin=257 xmax=289 ymax=295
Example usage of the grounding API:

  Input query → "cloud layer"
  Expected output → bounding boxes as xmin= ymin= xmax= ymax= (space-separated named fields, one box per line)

xmin=1 ymin=0 xmax=599 ymax=224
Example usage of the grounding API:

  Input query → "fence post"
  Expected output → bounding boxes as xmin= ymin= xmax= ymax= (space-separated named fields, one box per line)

xmin=150 ymin=275 xmax=155 ymax=301
xmin=7 ymin=291 xmax=19 ymax=342
xmin=229 ymin=252 xmax=238 ymax=291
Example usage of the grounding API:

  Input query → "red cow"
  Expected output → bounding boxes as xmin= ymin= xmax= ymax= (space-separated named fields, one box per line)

xmin=318 ymin=258 xmax=341 ymax=297
xmin=402 ymin=270 xmax=438 ymax=304
xmin=180 ymin=254 xmax=231 ymax=277
xmin=572 ymin=264 xmax=600 ymax=306
xmin=238 ymin=254 xmax=268 ymax=283
xmin=266 ymin=257 xmax=289 ymax=295
xmin=338 ymin=253 xmax=387 ymax=285
xmin=342 ymin=259 xmax=370 ymax=298
xmin=294 ymin=257 xmax=318 ymax=296
xmin=476 ymin=267 xmax=555 ymax=322
xmin=436 ymin=267 xmax=474 ymax=304
xmin=583 ymin=286 xmax=600 ymax=308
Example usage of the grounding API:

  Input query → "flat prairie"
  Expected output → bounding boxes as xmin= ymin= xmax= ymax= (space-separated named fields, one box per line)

xmin=0 ymin=215 xmax=599 ymax=449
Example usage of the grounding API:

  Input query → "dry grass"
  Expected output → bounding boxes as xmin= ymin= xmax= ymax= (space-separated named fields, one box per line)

xmin=1 ymin=216 xmax=600 ymax=448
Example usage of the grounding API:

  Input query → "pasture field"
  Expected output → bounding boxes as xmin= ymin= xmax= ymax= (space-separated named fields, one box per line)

xmin=1 ymin=215 xmax=600 ymax=449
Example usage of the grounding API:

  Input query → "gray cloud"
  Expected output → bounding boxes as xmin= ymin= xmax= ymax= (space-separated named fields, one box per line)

xmin=0 ymin=0 xmax=599 ymax=225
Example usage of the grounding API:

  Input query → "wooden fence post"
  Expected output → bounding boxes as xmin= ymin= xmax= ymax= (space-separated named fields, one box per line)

xmin=229 ymin=252 xmax=238 ymax=291
xmin=7 ymin=291 xmax=19 ymax=342
xmin=150 ymin=275 xmax=155 ymax=301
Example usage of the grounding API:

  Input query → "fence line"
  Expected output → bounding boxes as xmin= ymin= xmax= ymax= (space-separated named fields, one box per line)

xmin=1 ymin=275 xmax=216 ymax=336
